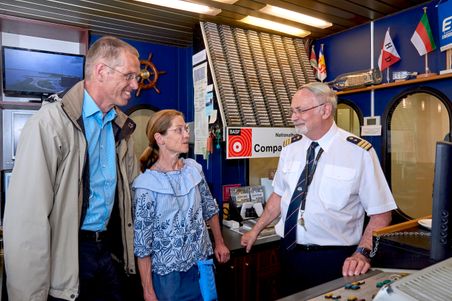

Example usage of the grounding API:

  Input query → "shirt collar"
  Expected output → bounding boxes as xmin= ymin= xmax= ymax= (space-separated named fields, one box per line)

xmin=306 ymin=122 xmax=338 ymax=152
xmin=82 ymin=90 xmax=116 ymax=123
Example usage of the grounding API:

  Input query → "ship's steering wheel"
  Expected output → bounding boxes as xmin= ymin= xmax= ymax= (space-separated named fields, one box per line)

xmin=136 ymin=53 xmax=166 ymax=96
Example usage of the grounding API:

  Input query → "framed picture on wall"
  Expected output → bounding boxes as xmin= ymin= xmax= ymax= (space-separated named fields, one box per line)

xmin=12 ymin=111 xmax=34 ymax=159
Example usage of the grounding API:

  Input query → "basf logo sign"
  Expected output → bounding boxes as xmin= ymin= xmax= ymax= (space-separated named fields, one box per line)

xmin=226 ymin=127 xmax=296 ymax=159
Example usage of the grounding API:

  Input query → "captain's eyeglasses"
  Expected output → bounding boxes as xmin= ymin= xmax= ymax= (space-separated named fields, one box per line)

xmin=103 ymin=64 xmax=141 ymax=82
xmin=167 ymin=124 xmax=190 ymax=135
xmin=288 ymin=103 xmax=325 ymax=116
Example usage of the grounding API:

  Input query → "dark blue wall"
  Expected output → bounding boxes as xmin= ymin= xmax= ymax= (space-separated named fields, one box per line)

xmin=318 ymin=23 xmax=372 ymax=80
xmin=316 ymin=0 xmax=452 ymax=162
xmin=316 ymin=1 xmax=444 ymax=84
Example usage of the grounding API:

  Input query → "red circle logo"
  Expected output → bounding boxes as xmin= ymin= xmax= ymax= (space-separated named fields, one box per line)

xmin=228 ymin=128 xmax=252 ymax=157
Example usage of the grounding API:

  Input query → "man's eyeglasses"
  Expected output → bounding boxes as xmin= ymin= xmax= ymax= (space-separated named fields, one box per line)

xmin=288 ymin=103 xmax=325 ymax=116
xmin=103 ymin=64 xmax=141 ymax=82
xmin=167 ymin=124 xmax=190 ymax=135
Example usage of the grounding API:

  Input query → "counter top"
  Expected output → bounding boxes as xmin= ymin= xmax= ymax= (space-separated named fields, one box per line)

xmin=278 ymin=269 xmax=414 ymax=301
xmin=221 ymin=226 xmax=280 ymax=254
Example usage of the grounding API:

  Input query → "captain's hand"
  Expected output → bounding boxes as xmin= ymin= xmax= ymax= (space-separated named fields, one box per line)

xmin=342 ymin=252 xmax=371 ymax=277
xmin=241 ymin=230 xmax=258 ymax=253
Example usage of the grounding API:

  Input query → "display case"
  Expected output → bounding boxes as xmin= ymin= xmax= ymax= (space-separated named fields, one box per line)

xmin=1 ymin=109 xmax=37 ymax=170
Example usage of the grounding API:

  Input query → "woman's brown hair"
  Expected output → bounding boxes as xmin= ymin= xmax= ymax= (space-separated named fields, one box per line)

xmin=139 ymin=109 xmax=184 ymax=172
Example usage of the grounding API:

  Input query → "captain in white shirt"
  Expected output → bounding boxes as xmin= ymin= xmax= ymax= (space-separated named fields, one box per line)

xmin=241 ymin=82 xmax=397 ymax=297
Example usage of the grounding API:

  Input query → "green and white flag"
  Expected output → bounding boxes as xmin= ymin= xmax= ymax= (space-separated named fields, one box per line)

xmin=410 ymin=10 xmax=436 ymax=56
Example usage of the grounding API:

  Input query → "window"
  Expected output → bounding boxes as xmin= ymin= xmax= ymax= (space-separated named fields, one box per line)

xmin=336 ymin=100 xmax=362 ymax=137
xmin=384 ymin=88 xmax=452 ymax=219
xmin=128 ymin=106 xmax=156 ymax=161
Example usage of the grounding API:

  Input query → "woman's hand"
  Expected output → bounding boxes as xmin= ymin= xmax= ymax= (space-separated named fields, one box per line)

xmin=143 ymin=291 xmax=159 ymax=301
xmin=214 ymin=241 xmax=230 ymax=263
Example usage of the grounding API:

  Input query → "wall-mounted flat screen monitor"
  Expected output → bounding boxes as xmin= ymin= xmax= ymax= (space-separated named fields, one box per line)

xmin=2 ymin=46 xmax=85 ymax=98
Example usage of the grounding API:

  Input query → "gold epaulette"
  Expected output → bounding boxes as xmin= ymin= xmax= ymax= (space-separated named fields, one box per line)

xmin=283 ymin=134 xmax=302 ymax=147
xmin=346 ymin=136 xmax=372 ymax=151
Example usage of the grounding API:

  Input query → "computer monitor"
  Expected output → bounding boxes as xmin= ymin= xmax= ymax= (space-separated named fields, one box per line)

xmin=2 ymin=46 xmax=85 ymax=98
xmin=431 ymin=141 xmax=452 ymax=261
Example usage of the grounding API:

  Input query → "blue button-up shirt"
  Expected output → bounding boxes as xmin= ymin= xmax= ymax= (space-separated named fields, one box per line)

xmin=81 ymin=90 xmax=117 ymax=231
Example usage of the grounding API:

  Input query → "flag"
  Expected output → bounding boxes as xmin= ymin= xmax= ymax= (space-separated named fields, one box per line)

xmin=411 ymin=10 xmax=436 ymax=56
xmin=310 ymin=45 xmax=318 ymax=76
xmin=317 ymin=44 xmax=327 ymax=82
xmin=378 ymin=28 xmax=401 ymax=72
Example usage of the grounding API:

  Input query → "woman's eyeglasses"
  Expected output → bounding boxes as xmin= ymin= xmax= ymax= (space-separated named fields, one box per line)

xmin=167 ymin=124 xmax=190 ymax=135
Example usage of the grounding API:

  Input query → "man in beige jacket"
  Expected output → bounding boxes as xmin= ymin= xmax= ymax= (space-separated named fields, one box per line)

xmin=4 ymin=36 xmax=140 ymax=301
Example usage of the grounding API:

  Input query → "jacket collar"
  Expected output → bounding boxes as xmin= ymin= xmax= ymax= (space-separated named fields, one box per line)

xmin=61 ymin=80 xmax=136 ymax=140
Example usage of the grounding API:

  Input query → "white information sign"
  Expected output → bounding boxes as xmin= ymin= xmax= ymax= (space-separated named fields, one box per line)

xmin=193 ymin=62 xmax=208 ymax=156
xmin=226 ymin=127 xmax=296 ymax=159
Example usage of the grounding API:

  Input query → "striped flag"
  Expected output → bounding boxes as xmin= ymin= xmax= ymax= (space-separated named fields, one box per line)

xmin=310 ymin=45 xmax=318 ymax=76
xmin=317 ymin=44 xmax=327 ymax=82
xmin=378 ymin=28 xmax=401 ymax=71
xmin=410 ymin=9 xmax=436 ymax=56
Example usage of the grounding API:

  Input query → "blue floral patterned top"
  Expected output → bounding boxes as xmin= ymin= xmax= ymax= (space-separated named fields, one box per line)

xmin=133 ymin=158 xmax=219 ymax=275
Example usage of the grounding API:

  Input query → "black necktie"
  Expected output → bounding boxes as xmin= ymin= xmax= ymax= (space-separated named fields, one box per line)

xmin=283 ymin=141 xmax=323 ymax=250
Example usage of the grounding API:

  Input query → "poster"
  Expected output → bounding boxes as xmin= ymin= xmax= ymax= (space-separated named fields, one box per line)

xmin=226 ymin=127 xmax=296 ymax=159
xmin=193 ymin=61 xmax=208 ymax=156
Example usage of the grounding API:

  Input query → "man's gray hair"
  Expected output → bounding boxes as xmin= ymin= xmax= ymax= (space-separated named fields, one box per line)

xmin=300 ymin=82 xmax=337 ymax=112
xmin=85 ymin=36 xmax=139 ymax=80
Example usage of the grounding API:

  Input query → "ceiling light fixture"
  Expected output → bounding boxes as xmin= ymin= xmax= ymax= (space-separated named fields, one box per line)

xmin=135 ymin=0 xmax=221 ymax=16
xmin=240 ymin=16 xmax=311 ymax=37
xmin=260 ymin=5 xmax=332 ymax=29
xmin=211 ymin=0 xmax=238 ymax=3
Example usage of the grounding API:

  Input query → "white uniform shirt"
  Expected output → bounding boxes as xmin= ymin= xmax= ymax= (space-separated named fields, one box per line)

xmin=273 ymin=123 xmax=397 ymax=246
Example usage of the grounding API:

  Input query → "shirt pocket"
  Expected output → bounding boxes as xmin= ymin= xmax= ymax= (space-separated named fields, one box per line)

xmin=281 ymin=161 xmax=303 ymax=193
xmin=319 ymin=164 xmax=356 ymax=210
xmin=281 ymin=160 xmax=302 ymax=174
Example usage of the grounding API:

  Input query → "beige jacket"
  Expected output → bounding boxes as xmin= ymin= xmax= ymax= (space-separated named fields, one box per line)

xmin=3 ymin=81 xmax=139 ymax=301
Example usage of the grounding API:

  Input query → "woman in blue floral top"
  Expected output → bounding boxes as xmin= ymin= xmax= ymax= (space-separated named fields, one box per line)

xmin=133 ymin=109 xmax=230 ymax=301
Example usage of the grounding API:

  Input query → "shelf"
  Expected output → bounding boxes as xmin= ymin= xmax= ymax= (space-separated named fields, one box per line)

xmin=0 ymin=14 xmax=89 ymax=104
xmin=336 ymin=73 xmax=452 ymax=95
xmin=0 ymin=14 xmax=89 ymax=54
xmin=0 ymin=101 xmax=42 ymax=110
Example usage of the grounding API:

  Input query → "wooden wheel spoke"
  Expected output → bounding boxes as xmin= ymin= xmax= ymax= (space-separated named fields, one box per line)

xmin=136 ymin=52 xmax=165 ymax=96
